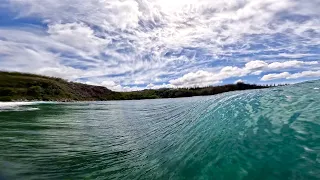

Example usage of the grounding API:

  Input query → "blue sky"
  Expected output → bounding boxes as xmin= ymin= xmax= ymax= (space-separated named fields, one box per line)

xmin=0 ymin=0 xmax=319 ymax=91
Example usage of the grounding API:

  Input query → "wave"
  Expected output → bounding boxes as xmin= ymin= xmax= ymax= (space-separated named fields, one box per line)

xmin=0 ymin=101 xmax=49 ymax=112
xmin=0 ymin=102 xmax=39 ymax=107
xmin=0 ymin=81 xmax=320 ymax=179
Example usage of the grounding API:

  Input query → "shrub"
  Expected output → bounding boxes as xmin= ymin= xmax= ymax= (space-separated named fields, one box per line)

xmin=0 ymin=96 xmax=12 ymax=102
xmin=27 ymin=86 xmax=43 ymax=97
xmin=0 ymin=88 xmax=15 ymax=96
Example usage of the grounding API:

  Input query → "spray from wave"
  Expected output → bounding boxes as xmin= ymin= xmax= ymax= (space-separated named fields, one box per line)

xmin=0 ymin=102 xmax=49 ymax=112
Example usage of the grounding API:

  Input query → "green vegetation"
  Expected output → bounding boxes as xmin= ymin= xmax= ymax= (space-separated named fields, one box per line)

xmin=0 ymin=71 xmax=115 ymax=101
xmin=0 ymin=71 xmax=271 ymax=102
xmin=118 ymin=83 xmax=270 ymax=100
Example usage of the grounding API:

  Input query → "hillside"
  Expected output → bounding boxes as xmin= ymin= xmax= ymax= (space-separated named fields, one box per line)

xmin=0 ymin=71 xmax=269 ymax=102
xmin=0 ymin=71 xmax=115 ymax=101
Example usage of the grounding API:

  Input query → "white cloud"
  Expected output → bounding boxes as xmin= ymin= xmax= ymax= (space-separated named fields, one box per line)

xmin=252 ymin=71 xmax=263 ymax=75
xmin=134 ymin=80 xmax=145 ymax=85
xmin=47 ymin=23 xmax=109 ymax=56
xmin=261 ymin=72 xmax=291 ymax=81
xmin=0 ymin=0 xmax=319 ymax=89
xmin=37 ymin=66 xmax=84 ymax=79
xmin=6 ymin=0 xmax=320 ymax=55
xmin=268 ymin=61 xmax=318 ymax=70
xmin=243 ymin=60 xmax=319 ymax=72
xmin=287 ymin=70 xmax=320 ymax=79
xmin=261 ymin=71 xmax=320 ymax=81
xmin=169 ymin=70 xmax=222 ymax=87
xmin=245 ymin=60 xmax=268 ymax=71
xmin=168 ymin=66 xmax=248 ymax=88
xmin=85 ymin=80 xmax=144 ymax=92
xmin=146 ymin=83 xmax=174 ymax=89
xmin=278 ymin=53 xmax=318 ymax=59
xmin=235 ymin=79 xmax=244 ymax=84
xmin=170 ymin=60 xmax=319 ymax=87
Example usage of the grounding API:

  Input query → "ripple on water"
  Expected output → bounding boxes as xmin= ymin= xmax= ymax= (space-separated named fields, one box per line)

xmin=0 ymin=81 xmax=320 ymax=179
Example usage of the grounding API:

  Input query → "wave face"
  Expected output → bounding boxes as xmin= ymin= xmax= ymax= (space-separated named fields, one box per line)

xmin=0 ymin=81 xmax=319 ymax=179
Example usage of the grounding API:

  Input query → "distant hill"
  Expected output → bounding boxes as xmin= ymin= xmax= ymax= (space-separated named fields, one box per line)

xmin=0 ymin=71 xmax=270 ymax=102
xmin=0 ymin=71 xmax=115 ymax=101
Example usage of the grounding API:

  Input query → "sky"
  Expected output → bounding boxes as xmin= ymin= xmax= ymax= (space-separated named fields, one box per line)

xmin=0 ymin=0 xmax=319 ymax=91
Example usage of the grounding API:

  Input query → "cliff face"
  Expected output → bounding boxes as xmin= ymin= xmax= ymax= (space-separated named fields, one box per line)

xmin=0 ymin=71 xmax=115 ymax=101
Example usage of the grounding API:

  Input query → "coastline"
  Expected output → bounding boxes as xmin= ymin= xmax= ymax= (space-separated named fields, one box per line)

xmin=0 ymin=71 xmax=276 ymax=102
xmin=0 ymin=87 xmax=269 ymax=103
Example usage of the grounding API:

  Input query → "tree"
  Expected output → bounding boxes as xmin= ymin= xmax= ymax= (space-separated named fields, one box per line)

xmin=27 ymin=86 xmax=43 ymax=97
xmin=0 ymin=88 xmax=15 ymax=96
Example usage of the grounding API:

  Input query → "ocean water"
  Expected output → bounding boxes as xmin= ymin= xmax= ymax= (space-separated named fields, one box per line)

xmin=0 ymin=81 xmax=319 ymax=180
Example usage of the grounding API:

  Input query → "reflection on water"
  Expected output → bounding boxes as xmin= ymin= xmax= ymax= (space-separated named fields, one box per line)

xmin=0 ymin=81 xmax=320 ymax=180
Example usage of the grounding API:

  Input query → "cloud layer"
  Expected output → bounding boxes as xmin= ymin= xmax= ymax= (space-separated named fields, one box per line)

xmin=0 ymin=0 xmax=319 ymax=91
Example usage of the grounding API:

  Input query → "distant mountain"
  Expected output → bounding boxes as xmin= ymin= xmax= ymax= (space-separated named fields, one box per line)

xmin=0 ymin=71 xmax=270 ymax=102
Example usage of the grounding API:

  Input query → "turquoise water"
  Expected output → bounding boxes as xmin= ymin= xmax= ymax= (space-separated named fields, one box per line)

xmin=0 ymin=81 xmax=320 ymax=180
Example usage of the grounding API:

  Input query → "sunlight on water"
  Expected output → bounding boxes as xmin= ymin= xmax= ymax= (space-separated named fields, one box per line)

xmin=0 ymin=81 xmax=319 ymax=179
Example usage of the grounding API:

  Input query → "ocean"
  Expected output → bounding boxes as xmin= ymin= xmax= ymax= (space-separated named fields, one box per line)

xmin=0 ymin=81 xmax=319 ymax=180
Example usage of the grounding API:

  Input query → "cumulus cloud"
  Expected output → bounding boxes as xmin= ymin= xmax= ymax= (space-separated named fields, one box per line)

xmin=288 ymin=71 xmax=320 ymax=79
xmin=85 ymin=80 xmax=144 ymax=92
xmin=244 ymin=60 xmax=319 ymax=71
xmin=146 ymin=83 xmax=175 ymax=89
xmin=261 ymin=71 xmax=320 ymax=81
xmin=261 ymin=72 xmax=291 ymax=81
xmin=268 ymin=61 xmax=318 ymax=70
xmin=169 ymin=60 xmax=318 ymax=87
xmin=245 ymin=60 xmax=268 ymax=71
xmin=169 ymin=70 xmax=222 ymax=87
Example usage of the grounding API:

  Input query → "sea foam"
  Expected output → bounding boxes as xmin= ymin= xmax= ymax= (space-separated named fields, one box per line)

xmin=0 ymin=102 xmax=45 ymax=112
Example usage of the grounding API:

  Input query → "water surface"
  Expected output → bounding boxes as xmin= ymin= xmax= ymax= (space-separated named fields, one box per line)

xmin=0 ymin=81 xmax=320 ymax=179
